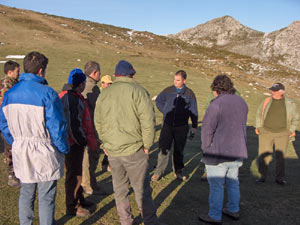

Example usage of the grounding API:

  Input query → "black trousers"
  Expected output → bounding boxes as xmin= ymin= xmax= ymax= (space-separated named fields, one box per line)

xmin=65 ymin=144 xmax=85 ymax=214
xmin=154 ymin=123 xmax=189 ymax=175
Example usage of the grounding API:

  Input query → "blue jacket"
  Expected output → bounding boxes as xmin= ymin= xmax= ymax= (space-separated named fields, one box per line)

xmin=156 ymin=85 xmax=198 ymax=128
xmin=0 ymin=73 xmax=69 ymax=183
xmin=201 ymin=93 xmax=248 ymax=165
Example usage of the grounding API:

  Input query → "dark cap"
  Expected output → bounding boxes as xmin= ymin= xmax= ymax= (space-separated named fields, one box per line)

xmin=269 ymin=82 xmax=285 ymax=91
xmin=115 ymin=60 xmax=136 ymax=76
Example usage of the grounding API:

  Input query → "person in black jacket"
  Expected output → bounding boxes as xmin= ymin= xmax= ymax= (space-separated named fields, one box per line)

xmin=152 ymin=70 xmax=198 ymax=181
xmin=59 ymin=68 xmax=98 ymax=217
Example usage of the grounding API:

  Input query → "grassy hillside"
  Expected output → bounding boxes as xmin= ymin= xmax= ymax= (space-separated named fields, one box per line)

xmin=0 ymin=4 xmax=300 ymax=225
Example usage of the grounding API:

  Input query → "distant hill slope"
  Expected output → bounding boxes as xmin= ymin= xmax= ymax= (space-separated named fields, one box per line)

xmin=169 ymin=16 xmax=300 ymax=71
xmin=0 ymin=5 xmax=299 ymax=98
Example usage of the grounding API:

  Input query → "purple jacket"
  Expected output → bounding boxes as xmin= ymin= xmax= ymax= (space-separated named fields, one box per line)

xmin=201 ymin=93 xmax=248 ymax=165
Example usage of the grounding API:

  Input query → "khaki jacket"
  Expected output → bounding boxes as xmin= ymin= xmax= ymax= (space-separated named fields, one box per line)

xmin=81 ymin=76 xmax=100 ymax=119
xmin=256 ymin=96 xmax=299 ymax=133
xmin=94 ymin=76 xmax=156 ymax=157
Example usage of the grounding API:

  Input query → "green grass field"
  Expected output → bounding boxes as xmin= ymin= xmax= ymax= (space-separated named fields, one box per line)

xmin=0 ymin=61 xmax=299 ymax=224
xmin=0 ymin=4 xmax=300 ymax=225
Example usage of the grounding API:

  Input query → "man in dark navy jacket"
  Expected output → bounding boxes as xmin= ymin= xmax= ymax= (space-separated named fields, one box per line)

xmin=199 ymin=75 xmax=248 ymax=224
xmin=152 ymin=70 xmax=198 ymax=181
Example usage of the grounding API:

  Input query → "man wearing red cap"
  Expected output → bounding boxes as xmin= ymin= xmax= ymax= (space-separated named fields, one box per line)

xmin=255 ymin=82 xmax=298 ymax=185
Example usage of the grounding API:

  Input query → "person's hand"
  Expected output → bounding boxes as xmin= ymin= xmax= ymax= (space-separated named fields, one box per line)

xmin=188 ymin=128 xmax=196 ymax=140
xmin=103 ymin=149 xmax=108 ymax=156
xmin=290 ymin=131 xmax=296 ymax=137
xmin=144 ymin=148 xmax=149 ymax=154
xmin=255 ymin=128 xmax=260 ymax=135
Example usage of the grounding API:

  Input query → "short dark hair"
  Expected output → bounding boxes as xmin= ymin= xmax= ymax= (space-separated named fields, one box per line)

xmin=175 ymin=70 xmax=187 ymax=80
xmin=211 ymin=74 xmax=235 ymax=95
xmin=4 ymin=60 xmax=20 ymax=75
xmin=84 ymin=61 xmax=100 ymax=76
xmin=23 ymin=52 xmax=48 ymax=74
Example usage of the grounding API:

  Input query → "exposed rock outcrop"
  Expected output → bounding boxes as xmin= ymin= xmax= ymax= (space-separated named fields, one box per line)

xmin=169 ymin=16 xmax=300 ymax=70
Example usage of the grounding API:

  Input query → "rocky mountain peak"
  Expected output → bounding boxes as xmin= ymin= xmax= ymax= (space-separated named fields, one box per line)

xmin=256 ymin=20 xmax=300 ymax=70
xmin=169 ymin=16 xmax=300 ymax=71
xmin=204 ymin=15 xmax=242 ymax=29
xmin=169 ymin=16 xmax=262 ymax=48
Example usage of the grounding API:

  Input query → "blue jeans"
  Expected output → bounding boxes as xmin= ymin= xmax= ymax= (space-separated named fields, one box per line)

xmin=19 ymin=180 xmax=57 ymax=225
xmin=205 ymin=160 xmax=242 ymax=220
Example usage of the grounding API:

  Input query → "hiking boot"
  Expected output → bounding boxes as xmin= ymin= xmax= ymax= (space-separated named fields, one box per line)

xmin=275 ymin=179 xmax=287 ymax=185
xmin=8 ymin=175 xmax=20 ymax=187
xmin=201 ymin=171 xmax=208 ymax=182
xmin=76 ymin=206 xmax=90 ymax=217
xmin=198 ymin=214 xmax=222 ymax=224
xmin=222 ymin=208 xmax=240 ymax=220
xmin=83 ymin=188 xmax=93 ymax=195
xmin=174 ymin=172 xmax=187 ymax=181
xmin=151 ymin=173 xmax=161 ymax=182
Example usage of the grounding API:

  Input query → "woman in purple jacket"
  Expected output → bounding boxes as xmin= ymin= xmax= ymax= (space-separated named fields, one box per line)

xmin=199 ymin=75 xmax=248 ymax=224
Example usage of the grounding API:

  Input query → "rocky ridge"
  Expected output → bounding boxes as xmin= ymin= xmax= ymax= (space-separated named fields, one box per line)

xmin=170 ymin=16 xmax=300 ymax=71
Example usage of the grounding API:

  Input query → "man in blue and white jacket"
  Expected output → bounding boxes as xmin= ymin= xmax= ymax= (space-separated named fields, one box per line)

xmin=0 ymin=52 xmax=69 ymax=225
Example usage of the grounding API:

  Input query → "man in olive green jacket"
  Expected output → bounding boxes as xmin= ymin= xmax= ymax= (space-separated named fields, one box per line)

xmin=255 ymin=83 xmax=299 ymax=185
xmin=94 ymin=60 xmax=159 ymax=225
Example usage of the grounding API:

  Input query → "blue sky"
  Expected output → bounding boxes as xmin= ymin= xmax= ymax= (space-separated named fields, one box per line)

xmin=1 ymin=0 xmax=299 ymax=35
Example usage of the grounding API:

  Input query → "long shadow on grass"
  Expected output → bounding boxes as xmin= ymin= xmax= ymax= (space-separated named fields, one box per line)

xmin=150 ymin=125 xmax=203 ymax=224
xmin=56 ymin=196 xmax=116 ymax=225
xmin=0 ymin=137 xmax=4 ymax=153
xmin=56 ymin=124 xmax=164 ymax=225
xmin=240 ymin=126 xmax=259 ymax=181
xmin=246 ymin=126 xmax=300 ymax=182
xmin=78 ymin=199 xmax=116 ymax=225
xmin=149 ymin=123 xmax=203 ymax=173
xmin=56 ymin=174 xmax=114 ymax=225
xmin=292 ymin=130 xmax=300 ymax=159
xmin=155 ymin=126 xmax=259 ymax=224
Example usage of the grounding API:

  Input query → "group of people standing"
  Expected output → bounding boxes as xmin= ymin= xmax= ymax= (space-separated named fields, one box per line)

xmin=0 ymin=51 xmax=298 ymax=225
